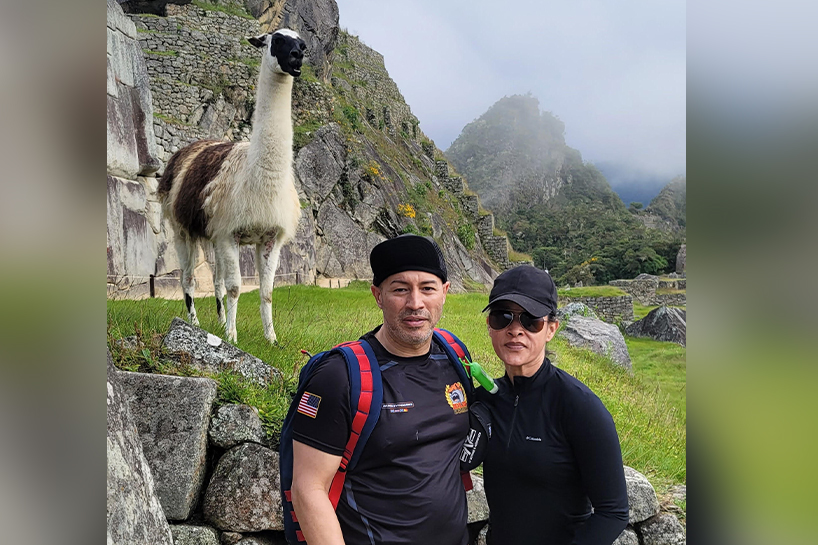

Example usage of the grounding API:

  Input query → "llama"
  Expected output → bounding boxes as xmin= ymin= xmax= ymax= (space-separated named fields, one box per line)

xmin=158 ymin=29 xmax=305 ymax=344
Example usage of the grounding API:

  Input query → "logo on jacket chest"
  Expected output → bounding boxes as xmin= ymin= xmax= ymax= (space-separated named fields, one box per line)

xmin=382 ymin=401 xmax=415 ymax=413
xmin=445 ymin=382 xmax=468 ymax=414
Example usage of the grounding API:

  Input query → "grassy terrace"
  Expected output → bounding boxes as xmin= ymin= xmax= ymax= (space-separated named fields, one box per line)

xmin=109 ymin=284 xmax=685 ymax=493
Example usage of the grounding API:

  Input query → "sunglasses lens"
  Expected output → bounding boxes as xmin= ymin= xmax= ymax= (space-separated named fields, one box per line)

xmin=520 ymin=313 xmax=546 ymax=333
xmin=488 ymin=310 xmax=513 ymax=330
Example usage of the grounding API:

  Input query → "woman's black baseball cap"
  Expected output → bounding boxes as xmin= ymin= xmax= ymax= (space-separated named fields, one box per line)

xmin=483 ymin=265 xmax=558 ymax=318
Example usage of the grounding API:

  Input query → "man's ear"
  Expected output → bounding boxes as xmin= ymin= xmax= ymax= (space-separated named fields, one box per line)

xmin=247 ymin=34 xmax=268 ymax=49
xmin=370 ymin=284 xmax=383 ymax=309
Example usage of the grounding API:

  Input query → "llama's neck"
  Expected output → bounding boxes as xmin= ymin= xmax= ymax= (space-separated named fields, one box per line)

xmin=245 ymin=63 xmax=294 ymax=183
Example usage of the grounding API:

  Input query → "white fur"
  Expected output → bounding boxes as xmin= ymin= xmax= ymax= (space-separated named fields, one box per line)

xmin=162 ymin=33 xmax=302 ymax=344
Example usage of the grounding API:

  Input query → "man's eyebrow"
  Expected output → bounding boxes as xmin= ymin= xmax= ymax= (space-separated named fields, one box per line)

xmin=387 ymin=279 xmax=439 ymax=287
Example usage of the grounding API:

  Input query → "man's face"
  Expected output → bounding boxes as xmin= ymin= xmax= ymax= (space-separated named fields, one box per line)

xmin=371 ymin=271 xmax=450 ymax=351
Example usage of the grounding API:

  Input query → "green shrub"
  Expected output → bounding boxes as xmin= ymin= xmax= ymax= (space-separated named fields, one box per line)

xmin=457 ymin=223 xmax=476 ymax=250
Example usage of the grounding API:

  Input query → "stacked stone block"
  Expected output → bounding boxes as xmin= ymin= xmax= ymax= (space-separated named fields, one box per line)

xmin=445 ymin=176 xmax=465 ymax=195
xmin=560 ymin=295 xmax=634 ymax=324
xmin=461 ymin=194 xmax=479 ymax=220
xmin=477 ymin=214 xmax=494 ymax=241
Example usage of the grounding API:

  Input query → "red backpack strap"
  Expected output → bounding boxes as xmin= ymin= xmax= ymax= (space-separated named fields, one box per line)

xmin=327 ymin=341 xmax=381 ymax=509
xmin=434 ymin=327 xmax=467 ymax=360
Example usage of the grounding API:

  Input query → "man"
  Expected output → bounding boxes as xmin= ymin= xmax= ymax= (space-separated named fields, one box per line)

xmin=290 ymin=234 xmax=470 ymax=545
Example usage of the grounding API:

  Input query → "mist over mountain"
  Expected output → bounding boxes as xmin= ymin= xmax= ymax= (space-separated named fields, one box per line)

xmin=444 ymin=94 xmax=684 ymax=285
xmin=595 ymin=161 xmax=679 ymax=208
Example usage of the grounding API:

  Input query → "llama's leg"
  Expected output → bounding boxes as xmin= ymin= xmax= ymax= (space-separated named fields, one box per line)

xmin=175 ymin=235 xmax=200 ymax=326
xmin=215 ymin=235 xmax=242 ymax=343
xmin=208 ymin=241 xmax=227 ymax=326
xmin=257 ymin=231 xmax=283 ymax=344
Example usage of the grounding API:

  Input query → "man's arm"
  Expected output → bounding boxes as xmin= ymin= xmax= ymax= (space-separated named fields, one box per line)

xmin=291 ymin=440 xmax=346 ymax=545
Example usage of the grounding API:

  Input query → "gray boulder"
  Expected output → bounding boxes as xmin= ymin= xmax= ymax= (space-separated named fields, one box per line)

xmin=639 ymin=513 xmax=686 ymax=545
xmin=556 ymin=302 xmax=598 ymax=321
xmin=119 ymin=371 xmax=218 ymax=520
xmin=170 ymin=524 xmax=221 ymax=545
xmin=466 ymin=473 xmax=490 ymax=524
xmin=624 ymin=466 xmax=660 ymax=524
xmin=107 ymin=351 xmax=174 ymax=545
xmin=558 ymin=316 xmax=632 ymax=371
xmin=612 ymin=527 xmax=639 ymax=545
xmin=204 ymin=443 xmax=283 ymax=532
xmin=625 ymin=306 xmax=686 ymax=347
xmin=210 ymin=404 xmax=267 ymax=449
xmin=163 ymin=317 xmax=281 ymax=385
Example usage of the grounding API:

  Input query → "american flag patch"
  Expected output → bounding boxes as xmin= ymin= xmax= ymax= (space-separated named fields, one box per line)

xmin=297 ymin=392 xmax=322 ymax=418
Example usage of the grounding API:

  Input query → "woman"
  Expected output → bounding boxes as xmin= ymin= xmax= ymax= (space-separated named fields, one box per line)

xmin=476 ymin=265 xmax=629 ymax=545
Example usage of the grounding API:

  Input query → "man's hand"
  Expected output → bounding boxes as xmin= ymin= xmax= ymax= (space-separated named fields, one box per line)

xmin=291 ymin=440 xmax=346 ymax=545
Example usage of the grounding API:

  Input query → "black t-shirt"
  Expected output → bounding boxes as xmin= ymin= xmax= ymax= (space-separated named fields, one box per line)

xmin=476 ymin=359 xmax=629 ymax=545
xmin=292 ymin=329 xmax=470 ymax=545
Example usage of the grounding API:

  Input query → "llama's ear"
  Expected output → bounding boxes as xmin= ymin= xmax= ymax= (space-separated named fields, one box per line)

xmin=248 ymin=35 xmax=268 ymax=49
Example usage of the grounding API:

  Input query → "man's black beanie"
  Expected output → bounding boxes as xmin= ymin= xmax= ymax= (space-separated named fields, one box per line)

xmin=370 ymin=234 xmax=448 ymax=286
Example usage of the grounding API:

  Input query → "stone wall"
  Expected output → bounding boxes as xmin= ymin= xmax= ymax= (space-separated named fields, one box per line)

xmin=108 ymin=0 xmax=166 ymax=298
xmin=611 ymin=274 xmax=687 ymax=307
xmin=483 ymin=236 xmax=510 ymax=270
xmin=476 ymin=214 xmax=494 ymax=241
xmin=609 ymin=277 xmax=658 ymax=306
xmin=659 ymin=279 xmax=686 ymax=290
xmin=560 ymin=295 xmax=634 ymax=323
xmin=656 ymin=293 xmax=686 ymax=307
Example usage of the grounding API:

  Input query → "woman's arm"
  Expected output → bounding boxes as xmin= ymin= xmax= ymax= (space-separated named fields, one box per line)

xmin=565 ymin=391 xmax=630 ymax=545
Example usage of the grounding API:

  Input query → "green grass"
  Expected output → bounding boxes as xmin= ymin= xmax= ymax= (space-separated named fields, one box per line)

xmin=625 ymin=335 xmax=686 ymax=419
xmin=656 ymin=287 xmax=686 ymax=295
xmin=508 ymin=248 xmax=532 ymax=262
xmin=108 ymin=285 xmax=685 ymax=492
xmin=558 ymin=286 xmax=628 ymax=298
xmin=633 ymin=303 xmax=657 ymax=320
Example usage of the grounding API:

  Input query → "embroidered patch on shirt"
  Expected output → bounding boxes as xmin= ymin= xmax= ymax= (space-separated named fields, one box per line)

xmin=297 ymin=391 xmax=321 ymax=418
xmin=445 ymin=382 xmax=468 ymax=414
xmin=382 ymin=401 xmax=415 ymax=413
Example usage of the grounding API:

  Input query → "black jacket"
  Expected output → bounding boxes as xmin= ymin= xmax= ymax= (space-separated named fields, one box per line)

xmin=476 ymin=359 xmax=628 ymax=545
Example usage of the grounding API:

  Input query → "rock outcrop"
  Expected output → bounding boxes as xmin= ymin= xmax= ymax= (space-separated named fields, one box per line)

xmin=118 ymin=370 xmax=218 ymax=520
xmin=162 ymin=317 xmax=281 ymax=385
xmin=625 ymin=306 xmax=686 ymax=347
xmin=107 ymin=350 xmax=174 ymax=545
xmin=558 ymin=315 xmax=632 ymax=371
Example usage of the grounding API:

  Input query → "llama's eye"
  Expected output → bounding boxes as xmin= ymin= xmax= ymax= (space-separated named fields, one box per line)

xmin=299 ymin=43 xmax=306 ymax=51
xmin=273 ymin=37 xmax=283 ymax=46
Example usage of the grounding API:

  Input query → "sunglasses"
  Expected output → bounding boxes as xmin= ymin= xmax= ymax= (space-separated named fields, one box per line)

xmin=487 ymin=309 xmax=547 ymax=333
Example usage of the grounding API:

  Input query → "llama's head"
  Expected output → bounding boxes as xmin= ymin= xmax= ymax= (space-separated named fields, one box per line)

xmin=248 ymin=29 xmax=306 ymax=78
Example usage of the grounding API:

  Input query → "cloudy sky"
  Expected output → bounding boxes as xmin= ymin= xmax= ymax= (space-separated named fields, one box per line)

xmin=335 ymin=0 xmax=686 ymax=199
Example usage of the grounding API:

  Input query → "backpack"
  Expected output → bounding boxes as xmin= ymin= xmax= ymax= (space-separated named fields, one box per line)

xmin=279 ymin=328 xmax=474 ymax=543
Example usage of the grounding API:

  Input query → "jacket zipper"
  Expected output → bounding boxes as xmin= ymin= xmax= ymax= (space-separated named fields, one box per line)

xmin=507 ymin=394 xmax=519 ymax=450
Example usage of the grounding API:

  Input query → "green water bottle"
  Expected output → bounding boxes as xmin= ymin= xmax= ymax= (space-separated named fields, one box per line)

xmin=462 ymin=359 xmax=498 ymax=394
